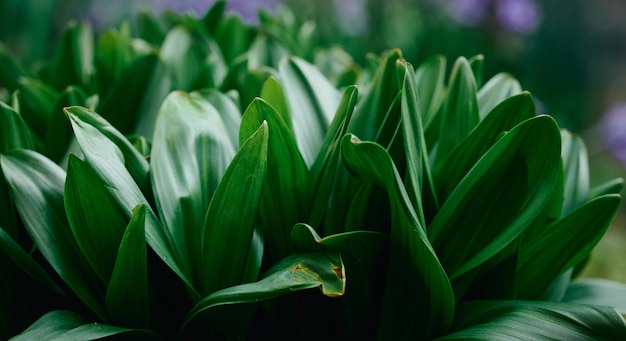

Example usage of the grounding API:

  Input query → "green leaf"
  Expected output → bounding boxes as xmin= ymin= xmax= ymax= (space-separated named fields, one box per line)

xmin=181 ymin=252 xmax=345 ymax=337
xmin=468 ymin=54 xmax=484 ymax=88
xmin=0 ymin=226 xmax=64 ymax=295
xmin=400 ymin=61 xmax=437 ymax=223
xmin=64 ymin=106 xmax=151 ymax=198
xmin=64 ymin=156 xmax=127 ymax=284
xmin=436 ymin=56 xmax=479 ymax=163
xmin=17 ymin=77 xmax=59 ymax=140
xmin=589 ymin=178 xmax=624 ymax=198
xmin=11 ymin=310 xmax=158 ymax=341
xmin=560 ymin=130 xmax=589 ymax=215
xmin=49 ymin=21 xmax=93 ymax=90
xmin=97 ymin=53 xmax=171 ymax=135
xmin=201 ymin=0 xmax=226 ymax=34
xmin=136 ymin=11 xmax=167 ymax=46
xmin=308 ymin=85 xmax=358 ymax=230
xmin=563 ymin=279 xmax=626 ymax=314
xmin=151 ymin=91 xmax=236 ymax=287
xmin=0 ymin=99 xmax=34 ymax=152
xmin=239 ymin=99 xmax=309 ymax=263
xmin=516 ymin=194 xmax=621 ymax=299
xmin=0 ymin=42 xmax=31 ymax=92
xmin=45 ymin=86 xmax=87 ymax=162
xmin=414 ymin=55 xmax=446 ymax=143
xmin=477 ymin=72 xmax=522 ymax=119
xmin=428 ymin=116 xmax=561 ymax=281
xmin=432 ymin=92 xmax=537 ymax=204
xmin=1 ymin=150 xmax=106 ymax=319
xmin=260 ymin=76 xmax=291 ymax=129
xmin=65 ymin=107 xmax=198 ymax=301
xmin=279 ymin=56 xmax=341 ymax=166
xmin=341 ymin=134 xmax=454 ymax=339
xmin=438 ymin=301 xmax=626 ymax=340
xmin=196 ymin=88 xmax=242 ymax=149
xmin=105 ymin=204 xmax=150 ymax=329
xmin=199 ymin=121 xmax=268 ymax=295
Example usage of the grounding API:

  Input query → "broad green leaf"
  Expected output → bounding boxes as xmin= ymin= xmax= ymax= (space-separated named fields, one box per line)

xmin=0 ymin=226 xmax=64 ymax=295
xmin=95 ymin=22 xmax=141 ymax=96
xmin=97 ymin=53 xmax=171 ymax=135
xmin=105 ymin=205 xmax=150 ymax=329
xmin=308 ymin=85 xmax=358 ymax=230
xmin=433 ymin=92 xmax=537 ymax=204
xmin=214 ymin=14 xmax=253 ymax=64
xmin=160 ymin=25 xmax=226 ymax=91
xmin=197 ymin=88 xmax=242 ymax=149
xmin=436 ymin=56 xmax=479 ymax=163
xmin=0 ymin=100 xmax=34 ymax=152
xmin=428 ymin=116 xmax=561 ymax=281
xmin=151 ymin=91 xmax=236 ymax=286
xmin=202 ymin=0 xmax=226 ymax=34
xmin=1 ymin=150 xmax=106 ymax=319
xmin=64 ymin=106 xmax=151 ymax=198
xmin=414 ymin=55 xmax=446 ymax=141
xmin=516 ymin=194 xmax=620 ymax=299
xmin=341 ymin=134 xmax=454 ymax=339
xmin=11 ymin=310 xmax=158 ymax=341
xmin=0 ymin=42 xmax=31 ymax=92
xmin=279 ymin=56 xmax=341 ymax=166
xmin=260 ymin=76 xmax=291 ymax=129
xmin=65 ymin=156 xmax=127 ymax=284
xmin=560 ymin=130 xmax=589 ymax=215
xmin=45 ymin=86 xmax=87 ymax=162
xmin=477 ymin=72 xmax=522 ymax=119
xmin=563 ymin=279 xmax=626 ymax=314
xmin=438 ymin=301 xmax=626 ymax=340
xmin=136 ymin=11 xmax=167 ymax=45
xmin=199 ymin=121 xmax=268 ymax=295
xmin=66 ymin=107 xmax=198 ymax=301
xmin=239 ymin=99 xmax=308 ymax=263
xmin=17 ymin=77 xmax=59 ymax=140
xmin=400 ymin=61 xmax=437 ymax=224
xmin=248 ymin=33 xmax=290 ymax=69
xmin=49 ymin=21 xmax=93 ymax=90
xmin=181 ymin=252 xmax=345 ymax=337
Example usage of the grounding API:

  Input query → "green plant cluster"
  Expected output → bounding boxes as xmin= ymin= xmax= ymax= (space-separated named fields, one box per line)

xmin=1 ymin=2 xmax=626 ymax=340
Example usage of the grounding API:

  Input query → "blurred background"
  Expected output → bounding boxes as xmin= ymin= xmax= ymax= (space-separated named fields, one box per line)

xmin=1 ymin=0 xmax=625 ymax=280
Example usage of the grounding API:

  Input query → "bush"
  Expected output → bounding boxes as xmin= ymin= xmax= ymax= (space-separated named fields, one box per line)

xmin=1 ymin=2 xmax=625 ymax=340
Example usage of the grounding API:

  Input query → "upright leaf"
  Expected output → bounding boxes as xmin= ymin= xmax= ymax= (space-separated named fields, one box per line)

xmin=49 ymin=21 xmax=93 ymax=90
xmin=151 ymin=91 xmax=236 ymax=285
xmin=560 ymin=131 xmax=589 ymax=215
xmin=239 ymin=99 xmax=308 ymax=264
xmin=436 ymin=57 xmax=479 ymax=163
xmin=477 ymin=72 xmax=522 ymax=119
xmin=341 ymin=134 xmax=454 ymax=339
xmin=105 ymin=205 xmax=150 ymax=329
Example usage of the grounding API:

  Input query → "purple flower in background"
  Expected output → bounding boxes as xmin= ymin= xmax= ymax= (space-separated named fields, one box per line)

xmin=495 ymin=0 xmax=541 ymax=34
xmin=600 ymin=101 xmax=626 ymax=164
xmin=333 ymin=0 xmax=369 ymax=36
xmin=445 ymin=0 xmax=490 ymax=27
xmin=150 ymin=0 xmax=215 ymax=16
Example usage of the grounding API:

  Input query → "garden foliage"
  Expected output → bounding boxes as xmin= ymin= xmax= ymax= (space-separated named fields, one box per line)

xmin=1 ymin=2 xmax=625 ymax=340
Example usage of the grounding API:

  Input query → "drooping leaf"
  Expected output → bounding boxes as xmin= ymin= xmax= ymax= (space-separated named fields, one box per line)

xmin=436 ymin=56 xmax=479 ymax=163
xmin=428 ymin=116 xmax=561 ymax=282
xmin=199 ymin=121 xmax=268 ymax=295
xmin=181 ymin=252 xmax=345 ymax=338
xmin=11 ymin=310 xmax=158 ymax=341
xmin=151 ymin=91 xmax=236 ymax=286
xmin=341 ymin=134 xmax=454 ymax=339
xmin=439 ymin=301 xmax=626 ymax=340
xmin=105 ymin=205 xmax=150 ymax=329
xmin=516 ymin=194 xmax=620 ymax=299
xmin=1 ymin=150 xmax=106 ymax=319
xmin=563 ymin=279 xmax=626 ymax=315
xmin=589 ymin=178 xmax=624 ymax=198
